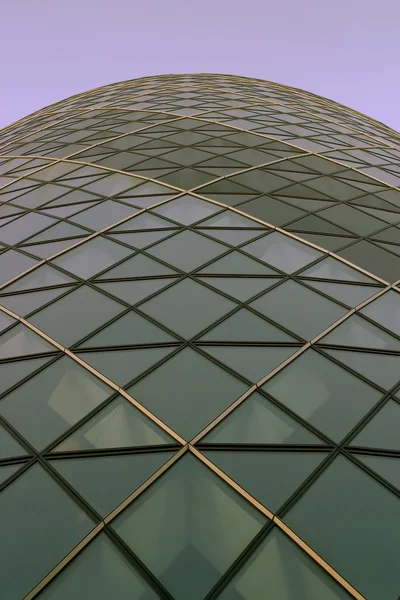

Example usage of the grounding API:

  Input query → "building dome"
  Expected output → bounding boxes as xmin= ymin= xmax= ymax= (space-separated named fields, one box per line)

xmin=1 ymin=74 xmax=400 ymax=600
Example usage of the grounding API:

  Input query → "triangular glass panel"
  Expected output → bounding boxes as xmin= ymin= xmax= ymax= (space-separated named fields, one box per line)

xmin=51 ymin=451 xmax=176 ymax=516
xmin=196 ymin=211 xmax=262 ymax=229
xmin=138 ymin=278 xmax=236 ymax=339
xmin=0 ymin=324 xmax=55 ymax=359
xmin=146 ymin=230 xmax=227 ymax=272
xmin=356 ymin=454 xmax=400 ymax=491
xmin=97 ymin=252 xmax=177 ymax=279
xmin=199 ymin=308 xmax=295 ymax=342
xmin=218 ymin=528 xmax=353 ymax=600
xmin=299 ymin=256 xmax=375 ymax=283
xmin=37 ymin=533 xmax=161 ymax=600
xmin=0 ymin=356 xmax=51 ymax=395
xmin=128 ymin=347 xmax=247 ymax=440
xmin=79 ymin=311 xmax=175 ymax=348
xmin=152 ymin=195 xmax=220 ymax=224
xmin=324 ymin=349 xmax=400 ymax=390
xmin=0 ymin=423 xmax=27 ymax=459
xmin=205 ymin=450 xmax=326 ymax=512
xmin=242 ymin=232 xmax=323 ymax=273
xmin=23 ymin=239 xmax=84 ymax=259
xmin=305 ymin=280 xmax=381 ymax=307
xmin=320 ymin=314 xmax=400 ymax=351
xmin=78 ymin=347 xmax=175 ymax=388
xmin=230 ymin=169 xmax=291 ymax=193
xmin=0 ymin=464 xmax=23 ymax=486
xmin=202 ymin=346 xmax=297 ymax=382
xmin=361 ymin=290 xmax=400 ymax=337
xmin=204 ymin=391 xmax=321 ymax=445
xmin=0 ymin=356 xmax=113 ymax=451
xmin=52 ymin=237 xmax=132 ymax=279
xmin=201 ymin=228 xmax=265 ymax=245
xmin=95 ymin=278 xmax=177 ymax=306
xmin=199 ymin=251 xmax=277 ymax=275
xmin=107 ymin=230 xmax=174 ymax=249
xmin=54 ymin=395 xmax=174 ymax=452
xmin=196 ymin=276 xmax=282 ymax=301
xmin=0 ymin=311 xmax=16 ymax=333
xmin=113 ymin=453 xmax=267 ymax=600
xmin=2 ymin=264 xmax=76 ymax=292
xmin=110 ymin=212 xmax=174 ymax=232
xmin=291 ymin=233 xmax=350 ymax=252
xmin=250 ymin=280 xmax=346 ymax=340
xmin=0 ymin=287 xmax=73 ymax=317
xmin=351 ymin=400 xmax=400 ymax=451
xmin=263 ymin=349 xmax=381 ymax=442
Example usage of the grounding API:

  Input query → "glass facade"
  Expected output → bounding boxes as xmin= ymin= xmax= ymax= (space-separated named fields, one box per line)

xmin=0 ymin=73 xmax=400 ymax=599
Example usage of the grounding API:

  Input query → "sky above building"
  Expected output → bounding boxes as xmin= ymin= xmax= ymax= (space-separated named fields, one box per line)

xmin=1 ymin=0 xmax=399 ymax=132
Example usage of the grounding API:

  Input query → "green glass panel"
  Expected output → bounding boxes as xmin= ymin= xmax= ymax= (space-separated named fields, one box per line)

xmin=325 ymin=348 xmax=400 ymax=389
xmin=305 ymin=280 xmax=381 ymax=307
xmin=293 ymin=232 xmax=350 ymax=252
xmin=0 ymin=287 xmax=71 ymax=317
xmin=351 ymin=400 xmax=400 ymax=450
xmin=139 ymin=278 xmax=236 ymax=338
xmin=285 ymin=455 xmax=400 ymax=600
xmin=97 ymin=252 xmax=177 ymax=279
xmin=0 ymin=464 xmax=94 ymax=600
xmin=95 ymin=278 xmax=177 ymax=305
xmin=361 ymin=290 xmax=400 ymax=337
xmin=37 ymin=534 xmax=160 ymax=600
xmin=250 ymin=280 xmax=346 ymax=340
xmin=24 ymin=239 xmax=83 ymax=258
xmin=0 ymin=212 xmax=55 ymax=245
xmin=0 ymin=311 xmax=15 ymax=333
xmin=197 ymin=276 xmax=281 ymax=301
xmin=128 ymin=348 xmax=247 ymax=439
xmin=217 ymin=528 xmax=352 ymax=600
xmin=357 ymin=454 xmax=400 ymax=491
xmin=2 ymin=264 xmax=75 ymax=292
xmin=321 ymin=314 xmax=400 ymax=350
xmin=206 ymin=450 xmax=326 ymax=511
xmin=199 ymin=308 xmax=295 ymax=342
xmin=200 ymin=212 xmax=263 ymax=228
xmin=231 ymin=169 xmax=290 ymax=193
xmin=113 ymin=453 xmax=266 ymax=600
xmin=29 ymin=286 xmax=124 ymax=347
xmin=0 ymin=324 xmax=54 ymax=359
xmin=111 ymin=211 xmax=173 ymax=231
xmin=338 ymin=240 xmax=400 ymax=283
xmin=0 ymin=356 xmax=50 ymax=395
xmin=0 ymin=356 xmax=113 ymax=450
xmin=0 ymin=249 xmax=38 ymax=285
xmin=54 ymin=395 xmax=174 ymax=452
xmin=78 ymin=347 xmax=175 ymax=387
xmin=204 ymin=391 xmax=321 ymax=445
xmin=237 ymin=195 xmax=305 ymax=226
xmin=51 ymin=451 xmax=175 ymax=516
xmin=0 ymin=423 xmax=27 ymax=459
xmin=264 ymin=349 xmax=381 ymax=441
xmin=299 ymin=256 xmax=374 ymax=282
xmin=27 ymin=221 xmax=87 ymax=244
xmin=319 ymin=204 xmax=385 ymax=235
xmin=52 ymin=237 xmax=131 ymax=279
xmin=242 ymin=232 xmax=323 ymax=273
xmin=199 ymin=251 xmax=276 ymax=275
xmin=0 ymin=463 xmax=22 ymax=486
xmin=153 ymin=195 xmax=220 ymax=224
xmin=70 ymin=199 xmax=136 ymax=230
xmin=202 ymin=346 xmax=297 ymax=383
xmin=146 ymin=230 xmax=227 ymax=271
xmin=200 ymin=228 xmax=264 ymax=245
xmin=108 ymin=229 xmax=173 ymax=248
xmin=79 ymin=311 xmax=175 ymax=347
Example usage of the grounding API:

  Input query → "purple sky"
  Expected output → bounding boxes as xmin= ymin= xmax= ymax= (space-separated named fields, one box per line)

xmin=1 ymin=0 xmax=399 ymax=132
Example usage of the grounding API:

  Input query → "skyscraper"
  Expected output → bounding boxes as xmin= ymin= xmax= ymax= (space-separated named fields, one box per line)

xmin=1 ymin=74 xmax=400 ymax=600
